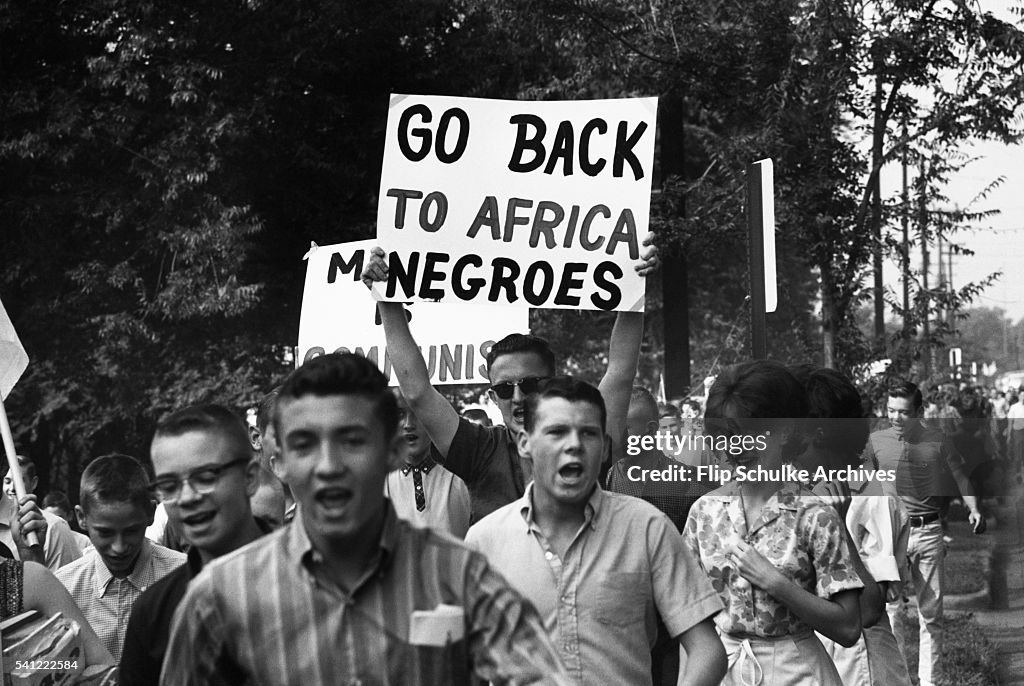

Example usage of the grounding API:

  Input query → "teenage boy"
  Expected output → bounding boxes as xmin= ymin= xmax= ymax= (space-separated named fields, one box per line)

xmin=120 ymin=404 xmax=270 ymax=686
xmin=385 ymin=391 xmax=471 ymax=537
xmin=2 ymin=455 xmax=82 ymax=568
xmin=56 ymin=454 xmax=186 ymax=662
xmin=162 ymin=353 xmax=571 ymax=685
xmin=361 ymin=247 xmax=652 ymax=522
xmin=863 ymin=380 xmax=984 ymax=686
xmin=467 ymin=377 xmax=726 ymax=686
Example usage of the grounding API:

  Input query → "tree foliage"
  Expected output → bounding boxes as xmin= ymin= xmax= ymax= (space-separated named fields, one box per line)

xmin=2 ymin=0 xmax=1023 ymax=493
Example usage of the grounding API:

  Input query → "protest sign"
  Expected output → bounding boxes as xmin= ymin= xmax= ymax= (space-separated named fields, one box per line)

xmin=0 ymin=295 xmax=38 ymax=547
xmin=298 ymin=240 xmax=528 ymax=385
xmin=0 ymin=297 xmax=28 ymax=401
xmin=373 ymin=95 xmax=657 ymax=312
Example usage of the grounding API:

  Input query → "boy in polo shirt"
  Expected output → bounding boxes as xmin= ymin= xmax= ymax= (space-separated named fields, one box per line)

xmin=385 ymin=391 xmax=471 ymax=537
xmin=56 ymin=454 xmax=185 ymax=662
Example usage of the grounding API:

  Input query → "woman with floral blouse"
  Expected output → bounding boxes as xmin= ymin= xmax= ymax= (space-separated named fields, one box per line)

xmin=683 ymin=360 xmax=864 ymax=685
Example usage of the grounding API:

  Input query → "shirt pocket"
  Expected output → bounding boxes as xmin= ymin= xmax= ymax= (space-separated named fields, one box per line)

xmin=594 ymin=571 xmax=649 ymax=628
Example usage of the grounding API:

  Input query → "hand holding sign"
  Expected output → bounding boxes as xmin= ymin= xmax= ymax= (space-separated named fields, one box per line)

xmin=11 ymin=494 xmax=47 ymax=564
xmin=0 ymin=296 xmax=39 ymax=548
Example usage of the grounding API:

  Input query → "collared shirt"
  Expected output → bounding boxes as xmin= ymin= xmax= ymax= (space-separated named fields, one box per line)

xmin=56 ymin=538 xmax=186 ymax=662
xmin=121 ymin=518 xmax=274 ymax=686
xmin=1009 ymin=401 xmax=1024 ymax=430
xmin=442 ymin=417 xmax=532 ymax=523
xmin=466 ymin=484 xmax=723 ymax=686
xmin=0 ymin=495 xmax=82 ymax=571
xmin=160 ymin=502 xmax=571 ymax=686
xmin=862 ymin=424 xmax=969 ymax=516
xmin=683 ymin=481 xmax=863 ymax=638
xmin=607 ymin=449 xmax=714 ymax=532
xmin=385 ymin=459 xmax=472 ymax=538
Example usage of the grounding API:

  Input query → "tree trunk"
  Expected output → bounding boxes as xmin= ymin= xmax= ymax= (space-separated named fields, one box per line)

xmin=871 ymin=58 xmax=886 ymax=351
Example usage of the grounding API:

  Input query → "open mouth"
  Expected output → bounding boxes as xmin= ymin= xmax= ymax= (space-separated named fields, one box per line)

xmin=404 ymin=434 xmax=420 ymax=445
xmin=558 ymin=463 xmax=585 ymax=480
xmin=315 ymin=487 xmax=353 ymax=513
xmin=181 ymin=511 xmax=216 ymax=527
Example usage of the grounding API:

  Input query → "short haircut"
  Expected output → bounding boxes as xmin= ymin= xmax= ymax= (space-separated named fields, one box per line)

xmin=274 ymin=353 xmax=398 ymax=439
xmin=704 ymin=360 xmax=808 ymax=434
xmin=887 ymin=379 xmax=923 ymax=410
xmin=684 ymin=399 xmax=702 ymax=414
xmin=485 ymin=334 xmax=556 ymax=376
xmin=79 ymin=454 xmax=154 ymax=515
xmin=153 ymin=403 xmax=253 ymax=465
xmin=256 ymin=387 xmax=281 ymax=434
xmin=803 ymin=368 xmax=869 ymax=464
xmin=7 ymin=455 xmax=37 ymax=482
xmin=43 ymin=490 xmax=71 ymax=511
xmin=523 ymin=376 xmax=607 ymax=433
xmin=658 ymin=402 xmax=681 ymax=419
xmin=629 ymin=386 xmax=659 ymax=423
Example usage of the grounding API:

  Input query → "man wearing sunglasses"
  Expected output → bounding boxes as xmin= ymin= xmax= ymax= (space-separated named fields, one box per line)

xmin=119 ymin=404 xmax=270 ymax=686
xmin=362 ymin=247 xmax=649 ymax=523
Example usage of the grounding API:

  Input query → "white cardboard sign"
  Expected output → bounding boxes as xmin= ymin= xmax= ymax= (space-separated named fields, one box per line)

xmin=298 ymin=240 xmax=528 ymax=385
xmin=373 ymin=95 xmax=657 ymax=312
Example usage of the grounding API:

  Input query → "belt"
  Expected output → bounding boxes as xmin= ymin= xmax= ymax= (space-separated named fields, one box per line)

xmin=908 ymin=513 xmax=940 ymax=527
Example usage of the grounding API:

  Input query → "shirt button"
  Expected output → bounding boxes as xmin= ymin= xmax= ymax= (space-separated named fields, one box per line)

xmin=544 ymin=551 xmax=554 ymax=561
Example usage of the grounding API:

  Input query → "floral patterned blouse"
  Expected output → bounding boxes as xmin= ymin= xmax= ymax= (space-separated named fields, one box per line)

xmin=683 ymin=480 xmax=863 ymax=638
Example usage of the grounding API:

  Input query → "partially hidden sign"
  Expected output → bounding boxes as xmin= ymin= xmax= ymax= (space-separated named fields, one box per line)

xmin=0 ymin=298 xmax=28 ymax=400
xmin=298 ymin=240 xmax=528 ymax=385
xmin=373 ymin=95 xmax=657 ymax=313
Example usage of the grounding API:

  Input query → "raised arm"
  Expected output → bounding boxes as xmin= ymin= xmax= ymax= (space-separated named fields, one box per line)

xmin=361 ymin=248 xmax=461 ymax=457
xmin=599 ymin=311 xmax=643 ymax=463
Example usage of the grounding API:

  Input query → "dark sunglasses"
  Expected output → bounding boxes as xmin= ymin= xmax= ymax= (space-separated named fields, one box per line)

xmin=489 ymin=376 xmax=548 ymax=400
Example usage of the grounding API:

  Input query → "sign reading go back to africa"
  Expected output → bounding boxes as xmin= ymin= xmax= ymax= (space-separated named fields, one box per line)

xmin=372 ymin=95 xmax=658 ymax=313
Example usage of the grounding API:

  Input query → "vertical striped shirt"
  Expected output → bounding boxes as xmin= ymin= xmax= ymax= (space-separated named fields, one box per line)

xmin=161 ymin=502 xmax=571 ymax=686
xmin=55 ymin=538 xmax=186 ymax=661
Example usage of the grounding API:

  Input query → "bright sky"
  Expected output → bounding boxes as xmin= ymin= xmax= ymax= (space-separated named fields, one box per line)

xmin=880 ymin=0 xmax=1024 ymax=323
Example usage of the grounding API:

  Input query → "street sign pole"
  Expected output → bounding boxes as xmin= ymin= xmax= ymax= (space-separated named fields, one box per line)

xmin=747 ymin=159 xmax=776 ymax=359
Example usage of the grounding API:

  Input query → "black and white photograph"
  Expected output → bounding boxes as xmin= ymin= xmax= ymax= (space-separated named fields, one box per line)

xmin=2 ymin=1 xmax=1023 ymax=684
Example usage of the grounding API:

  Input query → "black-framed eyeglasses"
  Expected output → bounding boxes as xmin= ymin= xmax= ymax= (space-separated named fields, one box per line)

xmin=489 ymin=376 xmax=548 ymax=400
xmin=149 ymin=457 xmax=251 ymax=502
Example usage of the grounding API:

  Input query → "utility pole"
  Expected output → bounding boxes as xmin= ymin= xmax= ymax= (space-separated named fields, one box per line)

xmin=901 ymin=120 xmax=911 ymax=340
xmin=659 ymin=93 xmax=690 ymax=400
xmin=919 ymin=158 xmax=931 ymax=378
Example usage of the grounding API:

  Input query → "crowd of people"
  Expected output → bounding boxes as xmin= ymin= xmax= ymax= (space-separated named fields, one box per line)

xmin=0 ymin=250 xmax=1012 ymax=685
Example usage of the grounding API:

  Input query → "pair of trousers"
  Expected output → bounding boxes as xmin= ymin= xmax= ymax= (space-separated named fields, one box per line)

xmin=887 ymin=521 xmax=944 ymax=686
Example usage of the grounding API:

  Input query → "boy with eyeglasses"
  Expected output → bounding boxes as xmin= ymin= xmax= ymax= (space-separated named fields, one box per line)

xmin=56 ymin=454 xmax=186 ymax=662
xmin=362 ymin=247 xmax=652 ymax=522
xmin=120 ymin=403 xmax=270 ymax=685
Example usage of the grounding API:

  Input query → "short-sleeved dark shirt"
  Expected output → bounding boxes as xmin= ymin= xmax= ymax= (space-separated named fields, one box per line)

xmin=441 ymin=418 xmax=531 ymax=524
xmin=862 ymin=423 xmax=968 ymax=517
xmin=119 ymin=518 xmax=273 ymax=686
xmin=119 ymin=547 xmax=201 ymax=686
